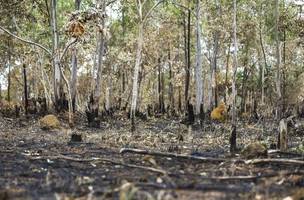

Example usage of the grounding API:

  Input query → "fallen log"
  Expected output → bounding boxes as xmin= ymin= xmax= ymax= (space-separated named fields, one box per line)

xmin=120 ymin=148 xmax=227 ymax=162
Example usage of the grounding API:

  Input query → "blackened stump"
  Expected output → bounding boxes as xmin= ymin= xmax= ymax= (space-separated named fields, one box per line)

xmin=230 ymin=125 xmax=237 ymax=153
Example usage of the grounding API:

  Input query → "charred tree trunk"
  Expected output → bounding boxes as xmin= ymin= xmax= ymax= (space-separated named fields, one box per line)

xmin=212 ymin=31 xmax=219 ymax=108
xmin=70 ymin=48 xmax=77 ymax=112
xmin=7 ymin=59 xmax=11 ymax=103
xmin=178 ymin=86 xmax=182 ymax=114
xmin=23 ymin=64 xmax=29 ymax=116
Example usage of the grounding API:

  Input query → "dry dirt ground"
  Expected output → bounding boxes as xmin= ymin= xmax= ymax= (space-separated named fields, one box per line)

xmin=0 ymin=114 xmax=303 ymax=200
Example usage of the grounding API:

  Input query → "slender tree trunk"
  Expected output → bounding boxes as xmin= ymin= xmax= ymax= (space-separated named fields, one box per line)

xmin=86 ymin=2 xmax=106 ymax=127
xmin=178 ymin=86 xmax=182 ymax=113
xmin=185 ymin=9 xmax=191 ymax=107
xmin=130 ymin=22 xmax=144 ymax=131
xmin=70 ymin=48 xmax=77 ymax=112
xmin=240 ymin=43 xmax=249 ymax=114
xmin=183 ymin=14 xmax=188 ymax=108
xmin=70 ymin=0 xmax=81 ymax=112
xmin=275 ymin=0 xmax=282 ymax=119
xmin=23 ymin=64 xmax=29 ymax=116
xmin=212 ymin=32 xmax=219 ymax=108
xmin=161 ymin=64 xmax=165 ymax=113
xmin=51 ymin=0 xmax=62 ymax=111
xmin=105 ymin=73 xmax=112 ymax=111
xmin=230 ymin=0 xmax=238 ymax=153
xmin=37 ymin=51 xmax=52 ymax=107
xmin=259 ymin=20 xmax=267 ymax=106
xmin=158 ymin=57 xmax=162 ymax=113
xmin=168 ymin=48 xmax=175 ymax=116
xmin=93 ymin=26 xmax=106 ymax=109
xmin=224 ymin=42 xmax=231 ymax=104
xmin=195 ymin=0 xmax=203 ymax=117
xmin=7 ymin=57 xmax=11 ymax=102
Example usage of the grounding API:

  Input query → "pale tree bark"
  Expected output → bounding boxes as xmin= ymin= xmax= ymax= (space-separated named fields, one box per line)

xmin=92 ymin=32 xmax=106 ymax=110
xmin=195 ymin=0 xmax=203 ymax=116
xmin=86 ymin=1 xmax=106 ymax=127
xmin=6 ymin=40 xmax=12 ymax=103
xmin=70 ymin=0 xmax=82 ymax=112
xmin=131 ymin=22 xmax=143 ymax=131
xmin=275 ymin=0 xmax=282 ymax=119
xmin=37 ymin=51 xmax=52 ymax=106
xmin=51 ymin=0 xmax=62 ymax=110
xmin=258 ymin=20 xmax=266 ymax=106
xmin=230 ymin=0 xmax=238 ymax=153
xmin=105 ymin=71 xmax=112 ymax=111
xmin=168 ymin=48 xmax=175 ymax=115
xmin=130 ymin=0 xmax=164 ymax=131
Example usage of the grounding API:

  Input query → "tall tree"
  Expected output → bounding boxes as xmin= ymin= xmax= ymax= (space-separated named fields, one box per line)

xmin=275 ymin=0 xmax=282 ymax=119
xmin=195 ymin=0 xmax=203 ymax=118
xmin=51 ymin=0 xmax=62 ymax=111
xmin=130 ymin=0 xmax=164 ymax=131
xmin=70 ymin=0 xmax=82 ymax=112
xmin=230 ymin=0 xmax=238 ymax=153
xmin=87 ymin=1 xmax=106 ymax=127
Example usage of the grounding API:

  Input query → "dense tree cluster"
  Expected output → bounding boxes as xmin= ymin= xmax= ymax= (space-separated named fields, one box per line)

xmin=0 ymin=0 xmax=303 ymax=133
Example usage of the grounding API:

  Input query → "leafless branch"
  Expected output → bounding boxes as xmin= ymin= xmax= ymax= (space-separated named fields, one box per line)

xmin=0 ymin=25 xmax=52 ymax=55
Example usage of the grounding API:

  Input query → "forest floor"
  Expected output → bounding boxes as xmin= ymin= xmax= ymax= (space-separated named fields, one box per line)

xmin=0 ymin=114 xmax=303 ymax=200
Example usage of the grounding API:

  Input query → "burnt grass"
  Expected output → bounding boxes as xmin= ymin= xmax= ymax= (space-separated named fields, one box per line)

xmin=0 ymin=114 xmax=303 ymax=200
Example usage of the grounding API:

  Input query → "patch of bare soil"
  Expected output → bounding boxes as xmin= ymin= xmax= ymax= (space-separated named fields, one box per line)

xmin=0 ymin=116 xmax=303 ymax=200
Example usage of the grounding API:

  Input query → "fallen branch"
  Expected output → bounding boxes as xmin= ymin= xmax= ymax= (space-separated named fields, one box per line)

xmin=135 ymin=182 xmax=250 ymax=192
xmin=207 ymin=171 xmax=304 ymax=181
xmin=30 ymin=154 xmax=168 ymax=175
xmin=267 ymin=149 xmax=304 ymax=157
xmin=120 ymin=148 xmax=226 ymax=162
xmin=245 ymin=158 xmax=304 ymax=165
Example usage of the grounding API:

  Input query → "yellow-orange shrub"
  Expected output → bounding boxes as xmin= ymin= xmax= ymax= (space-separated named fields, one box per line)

xmin=211 ymin=102 xmax=227 ymax=122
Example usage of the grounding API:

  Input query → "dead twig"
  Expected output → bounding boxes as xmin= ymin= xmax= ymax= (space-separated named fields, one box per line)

xmin=245 ymin=158 xmax=304 ymax=165
xmin=120 ymin=148 xmax=227 ymax=162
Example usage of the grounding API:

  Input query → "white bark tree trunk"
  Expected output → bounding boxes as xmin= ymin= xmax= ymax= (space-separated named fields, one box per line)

xmin=51 ymin=0 xmax=61 ymax=105
xmin=195 ymin=0 xmax=203 ymax=115
xmin=130 ymin=22 xmax=144 ymax=130
xmin=230 ymin=0 xmax=238 ymax=153
xmin=92 ymin=31 xmax=106 ymax=111
xmin=70 ymin=0 xmax=81 ymax=112
xmin=275 ymin=0 xmax=282 ymax=119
